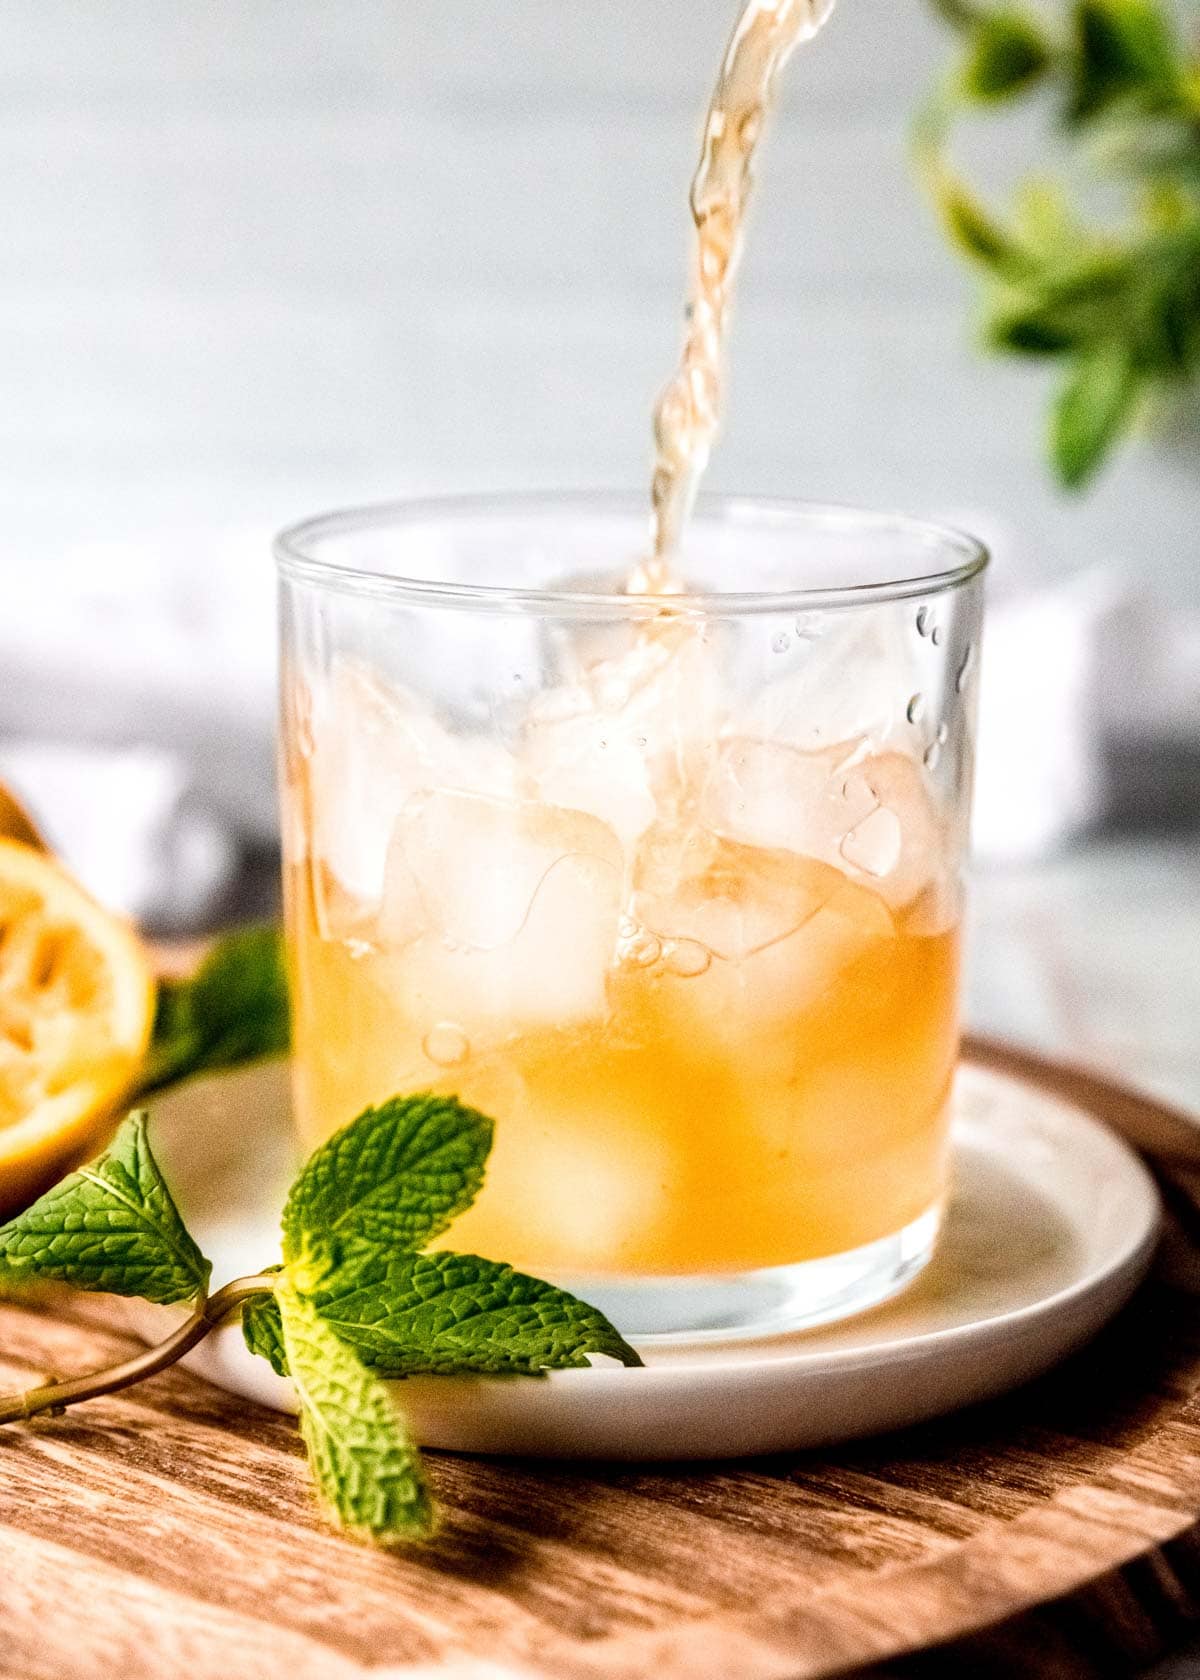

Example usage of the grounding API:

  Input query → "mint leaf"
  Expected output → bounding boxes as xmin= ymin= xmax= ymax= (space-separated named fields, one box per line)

xmin=1069 ymin=0 xmax=1183 ymax=124
xmin=1051 ymin=344 xmax=1143 ymax=486
xmin=964 ymin=10 xmax=1052 ymax=101
xmin=0 ymin=1112 xmax=210 ymax=1304
xmin=242 ymin=1274 xmax=288 ymax=1376
xmin=277 ymin=1279 xmax=434 ymax=1544
xmin=282 ymin=1093 xmax=492 ymax=1260
xmin=142 ymin=925 xmax=289 ymax=1095
xmin=921 ymin=155 xmax=1031 ymax=278
xmin=985 ymin=255 xmax=1136 ymax=355
xmin=304 ymin=1246 xmax=643 ymax=1377
xmin=929 ymin=0 xmax=988 ymax=29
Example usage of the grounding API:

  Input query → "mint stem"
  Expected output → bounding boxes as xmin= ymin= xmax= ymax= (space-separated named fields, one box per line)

xmin=0 ymin=1273 xmax=279 ymax=1425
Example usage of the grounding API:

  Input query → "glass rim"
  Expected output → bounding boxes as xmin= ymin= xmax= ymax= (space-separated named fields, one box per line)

xmin=274 ymin=490 xmax=989 ymax=618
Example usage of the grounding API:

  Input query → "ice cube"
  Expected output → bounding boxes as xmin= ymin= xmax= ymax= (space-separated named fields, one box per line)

xmin=524 ymin=625 xmax=721 ymax=854
xmin=456 ymin=1086 xmax=677 ymax=1272
xmin=382 ymin=791 xmax=623 ymax=1033
xmin=837 ymin=750 xmax=946 ymax=910
xmin=633 ymin=833 xmax=897 ymax=1046
xmin=703 ymin=737 xmax=944 ymax=911
xmin=738 ymin=610 xmax=918 ymax=752
xmin=309 ymin=660 xmax=514 ymax=933
xmin=631 ymin=824 xmax=837 ymax=960
xmin=702 ymin=737 xmax=874 ymax=857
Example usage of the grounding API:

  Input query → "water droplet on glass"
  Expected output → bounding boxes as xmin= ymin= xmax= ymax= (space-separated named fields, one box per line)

xmin=931 ymin=625 xmax=944 ymax=647
xmin=916 ymin=606 xmax=932 ymax=638
xmin=924 ymin=741 xmax=942 ymax=771
xmin=423 ymin=1022 xmax=470 ymax=1067
xmin=936 ymin=720 xmax=949 ymax=746
xmin=906 ymin=693 xmax=925 ymax=725
xmin=956 ymin=643 xmax=974 ymax=692
xmin=664 ymin=939 xmax=712 ymax=978
xmin=772 ymin=631 xmax=790 ymax=654
xmin=636 ymin=735 xmax=648 ymax=749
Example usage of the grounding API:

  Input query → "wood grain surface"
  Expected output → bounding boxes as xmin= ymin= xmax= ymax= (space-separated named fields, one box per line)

xmin=2 ymin=1038 xmax=1200 ymax=1680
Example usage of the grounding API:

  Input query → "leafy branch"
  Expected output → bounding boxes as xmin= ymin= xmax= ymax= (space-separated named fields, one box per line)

xmin=0 ymin=1099 xmax=641 ymax=1545
xmin=919 ymin=0 xmax=1200 ymax=487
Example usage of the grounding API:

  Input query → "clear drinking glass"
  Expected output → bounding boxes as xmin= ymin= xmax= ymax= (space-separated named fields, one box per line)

xmin=275 ymin=494 xmax=986 ymax=1340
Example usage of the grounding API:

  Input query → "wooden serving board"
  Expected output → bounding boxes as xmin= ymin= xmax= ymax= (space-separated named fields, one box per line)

xmin=2 ymin=1038 xmax=1200 ymax=1680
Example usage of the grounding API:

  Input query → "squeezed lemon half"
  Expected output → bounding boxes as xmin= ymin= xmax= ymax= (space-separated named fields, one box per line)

xmin=0 ymin=837 xmax=155 ymax=1210
xmin=0 ymin=782 xmax=46 ymax=852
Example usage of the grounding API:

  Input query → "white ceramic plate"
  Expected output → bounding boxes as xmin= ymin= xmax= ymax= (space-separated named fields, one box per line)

xmin=127 ymin=1057 xmax=1161 ymax=1460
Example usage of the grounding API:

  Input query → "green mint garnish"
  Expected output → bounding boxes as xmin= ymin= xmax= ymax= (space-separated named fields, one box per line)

xmin=0 ymin=1111 xmax=210 ymax=1305
xmin=282 ymin=1091 xmax=493 ymax=1256
xmin=277 ymin=1276 xmax=435 ymax=1545
xmin=141 ymin=924 xmax=290 ymax=1095
xmin=0 ymin=1091 xmax=642 ymax=1545
xmin=306 ymin=1246 xmax=645 ymax=1378
xmin=241 ymin=1266 xmax=288 ymax=1376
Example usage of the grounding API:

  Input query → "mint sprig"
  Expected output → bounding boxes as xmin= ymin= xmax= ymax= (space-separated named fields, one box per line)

xmin=0 ymin=1097 xmax=642 ymax=1546
xmin=920 ymin=0 xmax=1200 ymax=487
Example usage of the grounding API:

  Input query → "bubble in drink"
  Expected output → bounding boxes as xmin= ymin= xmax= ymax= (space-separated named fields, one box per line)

xmin=663 ymin=938 xmax=712 ymax=978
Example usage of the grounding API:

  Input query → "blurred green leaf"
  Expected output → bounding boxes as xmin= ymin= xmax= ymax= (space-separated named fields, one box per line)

xmin=987 ymin=304 xmax=1079 ymax=354
xmin=1146 ymin=290 xmax=1197 ymax=373
xmin=142 ymin=925 xmax=289 ymax=1095
xmin=965 ymin=10 xmax=1053 ymax=100
xmin=1012 ymin=178 xmax=1085 ymax=253
xmin=929 ymin=0 xmax=991 ymax=31
xmin=985 ymin=255 xmax=1131 ymax=353
xmin=927 ymin=162 xmax=1031 ymax=275
xmin=1068 ymin=0 xmax=1184 ymax=123
xmin=1050 ymin=344 xmax=1143 ymax=485
xmin=922 ymin=0 xmax=1200 ymax=486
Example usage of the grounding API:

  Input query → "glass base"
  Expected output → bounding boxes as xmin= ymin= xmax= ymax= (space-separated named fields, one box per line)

xmin=560 ymin=1202 xmax=943 ymax=1345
